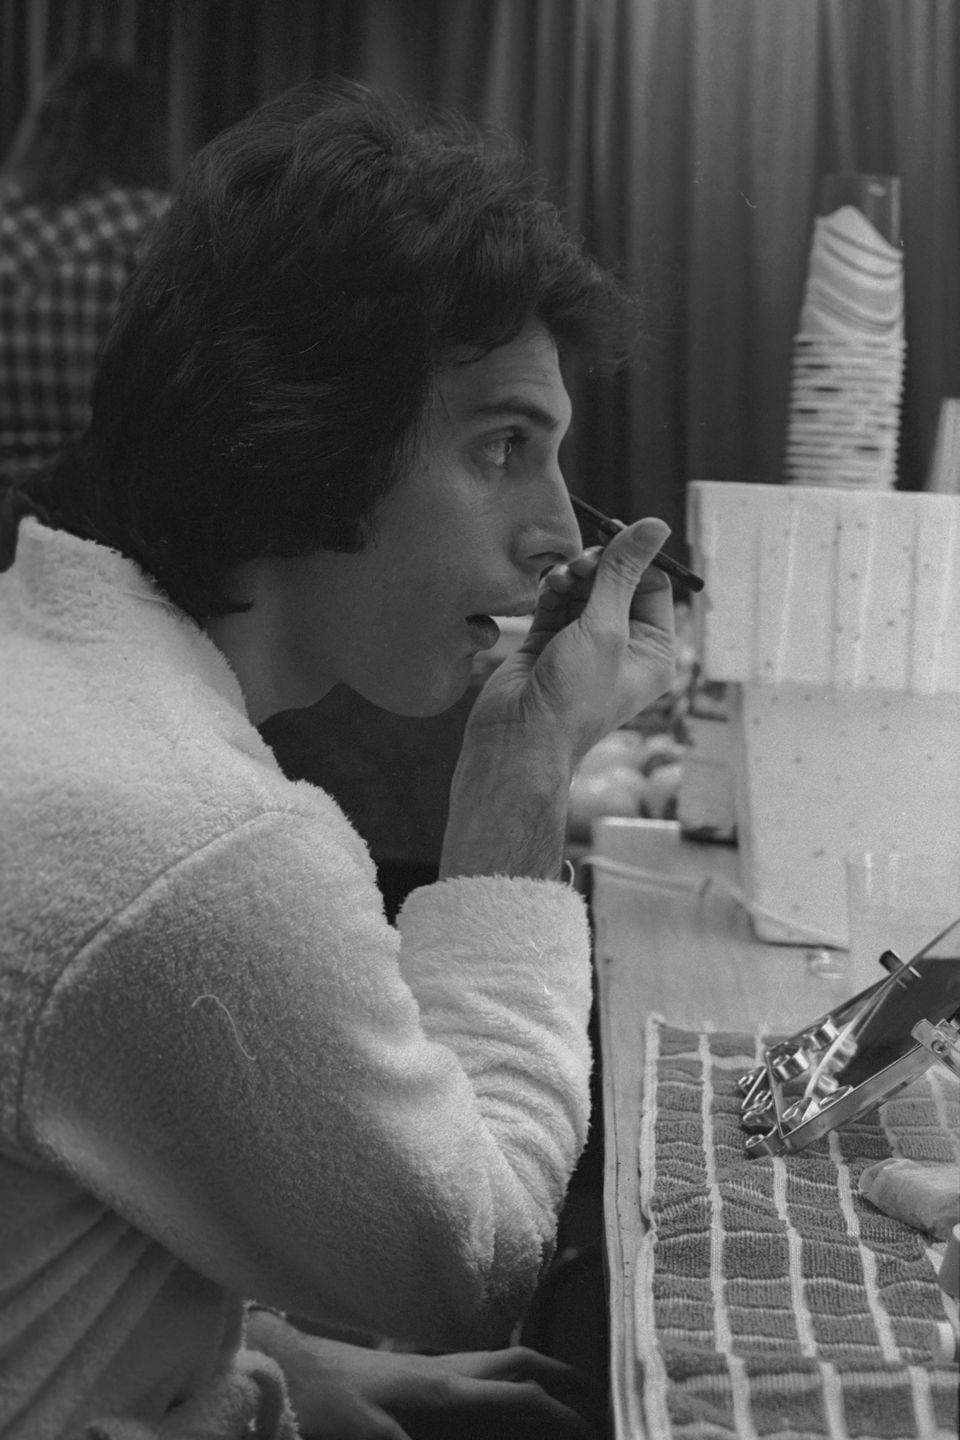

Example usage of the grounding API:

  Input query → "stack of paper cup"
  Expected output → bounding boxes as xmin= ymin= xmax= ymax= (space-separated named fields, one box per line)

xmin=785 ymin=203 xmax=905 ymax=490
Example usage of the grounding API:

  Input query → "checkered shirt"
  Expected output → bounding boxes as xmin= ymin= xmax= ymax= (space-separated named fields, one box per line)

xmin=0 ymin=179 xmax=169 ymax=479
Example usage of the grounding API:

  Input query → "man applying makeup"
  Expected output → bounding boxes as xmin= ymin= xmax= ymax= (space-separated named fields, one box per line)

xmin=0 ymin=80 xmax=674 ymax=1440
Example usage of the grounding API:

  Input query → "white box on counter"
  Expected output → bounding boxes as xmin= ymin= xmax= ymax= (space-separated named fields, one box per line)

xmin=686 ymin=481 xmax=960 ymax=945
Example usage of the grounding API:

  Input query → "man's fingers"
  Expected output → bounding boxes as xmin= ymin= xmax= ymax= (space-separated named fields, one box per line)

xmin=436 ymin=1347 xmax=605 ymax=1433
xmin=416 ymin=1376 xmax=599 ymax=1439
xmin=454 ymin=1344 xmax=603 ymax=1400
xmin=541 ymin=547 xmax=602 ymax=598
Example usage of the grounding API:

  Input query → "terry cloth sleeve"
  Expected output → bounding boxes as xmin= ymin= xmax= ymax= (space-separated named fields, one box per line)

xmin=17 ymin=811 xmax=592 ymax=1350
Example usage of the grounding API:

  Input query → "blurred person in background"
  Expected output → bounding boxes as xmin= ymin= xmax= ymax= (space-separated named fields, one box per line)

xmin=0 ymin=55 xmax=169 ymax=484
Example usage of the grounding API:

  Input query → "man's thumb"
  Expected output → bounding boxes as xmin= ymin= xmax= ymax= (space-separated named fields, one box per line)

xmin=586 ymin=517 xmax=671 ymax=617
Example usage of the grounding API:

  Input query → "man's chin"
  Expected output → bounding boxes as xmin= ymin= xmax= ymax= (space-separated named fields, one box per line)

xmin=385 ymin=686 xmax=473 ymax=719
xmin=366 ymin=667 xmax=475 ymax=719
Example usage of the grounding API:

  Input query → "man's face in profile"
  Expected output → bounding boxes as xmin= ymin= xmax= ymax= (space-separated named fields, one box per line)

xmin=267 ymin=322 xmax=583 ymax=716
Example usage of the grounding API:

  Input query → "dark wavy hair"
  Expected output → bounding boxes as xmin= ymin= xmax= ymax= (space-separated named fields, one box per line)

xmin=2 ymin=79 xmax=640 ymax=619
xmin=1 ymin=55 xmax=168 ymax=204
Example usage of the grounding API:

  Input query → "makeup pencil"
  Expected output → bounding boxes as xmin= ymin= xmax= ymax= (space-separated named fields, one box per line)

xmin=569 ymin=494 xmax=705 ymax=593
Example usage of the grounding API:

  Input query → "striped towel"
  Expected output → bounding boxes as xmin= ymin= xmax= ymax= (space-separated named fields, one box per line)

xmin=635 ymin=1019 xmax=960 ymax=1439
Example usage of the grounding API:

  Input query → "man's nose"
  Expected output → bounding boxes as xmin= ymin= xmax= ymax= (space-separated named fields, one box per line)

xmin=522 ymin=483 xmax=583 ymax=573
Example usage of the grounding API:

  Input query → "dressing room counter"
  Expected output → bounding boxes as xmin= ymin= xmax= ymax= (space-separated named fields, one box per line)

xmin=588 ymin=818 xmax=959 ymax=1440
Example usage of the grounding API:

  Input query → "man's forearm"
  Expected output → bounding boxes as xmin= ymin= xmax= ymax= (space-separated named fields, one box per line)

xmin=440 ymin=727 xmax=573 ymax=881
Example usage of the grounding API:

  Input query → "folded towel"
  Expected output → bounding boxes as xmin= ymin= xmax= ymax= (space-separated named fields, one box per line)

xmin=634 ymin=1020 xmax=959 ymax=1439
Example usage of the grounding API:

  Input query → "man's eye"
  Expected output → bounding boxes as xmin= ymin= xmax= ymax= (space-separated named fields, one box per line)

xmin=483 ymin=435 xmax=518 ymax=468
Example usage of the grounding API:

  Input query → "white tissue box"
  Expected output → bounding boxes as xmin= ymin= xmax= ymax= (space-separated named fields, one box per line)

xmin=687 ymin=481 xmax=960 ymax=943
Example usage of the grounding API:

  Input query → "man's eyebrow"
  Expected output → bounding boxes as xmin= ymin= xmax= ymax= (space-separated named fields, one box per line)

xmin=464 ymin=397 xmax=564 ymax=431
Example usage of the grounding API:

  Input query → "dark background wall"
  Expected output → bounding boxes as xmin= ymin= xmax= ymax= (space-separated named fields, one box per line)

xmin=4 ymin=0 xmax=959 ymax=555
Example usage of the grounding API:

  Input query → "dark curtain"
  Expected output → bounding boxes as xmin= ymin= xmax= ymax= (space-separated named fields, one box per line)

xmin=2 ymin=0 xmax=958 ymax=556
